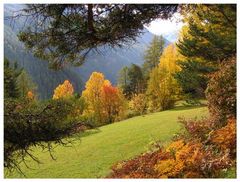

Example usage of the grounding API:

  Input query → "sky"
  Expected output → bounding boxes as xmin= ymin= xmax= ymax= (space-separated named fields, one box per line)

xmin=145 ymin=14 xmax=184 ymax=42
xmin=146 ymin=19 xmax=183 ymax=35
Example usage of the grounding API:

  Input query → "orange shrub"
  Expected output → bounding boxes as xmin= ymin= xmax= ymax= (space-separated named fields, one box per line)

xmin=26 ymin=91 xmax=35 ymax=100
xmin=210 ymin=118 xmax=236 ymax=156
xmin=155 ymin=140 xmax=204 ymax=178
xmin=166 ymin=139 xmax=185 ymax=153
xmin=109 ymin=138 xmax=233 ymax=178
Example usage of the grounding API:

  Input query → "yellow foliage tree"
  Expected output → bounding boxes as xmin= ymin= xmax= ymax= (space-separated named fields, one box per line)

xmin=52 ymin=80 xmax=74 ymax=99
xmin=129 ymin=93 xmax=147 ymax=115
xmin=82 ymin=72 xmax=110 ymax=123
xmin=82 ymin=72 xmax=107 ymax=114
xmin=82 ymin=72 xmax=126 ymax=124
xmin=147 ymin=44 xmax=181 ymax=111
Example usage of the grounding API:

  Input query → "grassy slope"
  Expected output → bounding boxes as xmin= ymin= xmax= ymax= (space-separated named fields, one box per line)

xmin=6 ymin=106 xmax=208 ymax=178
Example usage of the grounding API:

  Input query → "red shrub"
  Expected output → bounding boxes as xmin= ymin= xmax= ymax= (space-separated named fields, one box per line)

xmin=107 ymin=149 xmax=171 ymax=178
xmin=108 ymin=139 xmax=233 ymax=178
xmin=206 ymin=57 xmax=236 ymax=123
xmin=178 ymin=116 xmax=216 ymax=141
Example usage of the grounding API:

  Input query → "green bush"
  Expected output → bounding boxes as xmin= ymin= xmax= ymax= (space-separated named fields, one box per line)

xmin=4 ymin=98 xmax=79 ymax=172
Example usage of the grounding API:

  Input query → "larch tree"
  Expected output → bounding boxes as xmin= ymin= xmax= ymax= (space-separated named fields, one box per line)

xmin=53 ymin=80 xmax=74 ymax=99
xmin=82 ymin=72 xmax=126 ymax=124
xmin=81 ymin=72 xmax=110 ymax=124
xmin=147 ymin=44 xmax=181 ymax=111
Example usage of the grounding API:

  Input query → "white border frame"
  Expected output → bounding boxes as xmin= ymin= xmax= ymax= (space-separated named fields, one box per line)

xmin=0 ymin=0 xmax=239 ymax=181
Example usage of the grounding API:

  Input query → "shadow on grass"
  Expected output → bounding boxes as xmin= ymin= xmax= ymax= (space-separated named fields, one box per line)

xmin=170 ymin=104 xmax=207 ymax=111
xmin=74 ymin=129 xmax=101 ymax=139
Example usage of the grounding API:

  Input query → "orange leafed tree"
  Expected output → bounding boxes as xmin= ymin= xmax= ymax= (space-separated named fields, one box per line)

xmin=53 ymin=80 xmax=74 ymax=99
xmin=82 ymin=72 xmax=126 ymax=124
xmin=101 ymin=84 xmax=126 ymax=123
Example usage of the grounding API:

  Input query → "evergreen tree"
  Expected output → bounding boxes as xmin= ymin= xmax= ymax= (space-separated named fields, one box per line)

xmin=118 ymin=66 xmax=130 ymax=96
xmin=118 ymin=64 xmax=145 ymax=98
xmin=17 ymin=70 xmax=37 ymax=99
xmin=177 ymin=4 xmax=236 ymax=63
xmin=175 ymin=4 xmax=236 ymax=99
xmin=4 ymin=58 xmax=21 ymax=99
xmin=128 ymin=64 xmax=145 ymax=95
xmin=142 ymin=35 xmax=165 ymax=79
xmin=174 ymin=60 xmax=214 ymax=99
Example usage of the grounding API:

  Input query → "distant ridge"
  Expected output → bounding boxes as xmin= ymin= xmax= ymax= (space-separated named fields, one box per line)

xmin=4 ymin=4 xmax=170 ymax=99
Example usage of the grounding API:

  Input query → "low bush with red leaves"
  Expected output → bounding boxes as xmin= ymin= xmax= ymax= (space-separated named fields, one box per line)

xmin=107 ymin=118 xmax=236 ymax=178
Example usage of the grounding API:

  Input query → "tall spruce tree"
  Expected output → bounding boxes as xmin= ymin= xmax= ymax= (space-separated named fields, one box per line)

xmin=177 ymin=4 xmax=236 ymax=63
xmin=175 ymin=4 xmax=236 ymax=99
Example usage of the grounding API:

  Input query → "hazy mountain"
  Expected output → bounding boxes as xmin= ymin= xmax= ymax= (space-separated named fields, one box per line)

xmin=162 ymin=30 xmax=179 ymax=42
xmin=4 ymin=4 xmax=169 ymax=99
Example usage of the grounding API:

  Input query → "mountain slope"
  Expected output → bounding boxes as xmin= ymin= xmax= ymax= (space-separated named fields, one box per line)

xmin=4 ymin=4 xmax=169 ymax=99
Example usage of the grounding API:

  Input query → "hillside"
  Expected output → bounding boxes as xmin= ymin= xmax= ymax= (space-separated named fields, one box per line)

xmin=4 ymin=4 xmax=170 ymax=99
xmin=5 ymin=105 xmax=208 ymax=178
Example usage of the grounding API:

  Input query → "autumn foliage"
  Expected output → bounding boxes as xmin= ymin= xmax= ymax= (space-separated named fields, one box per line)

xmin=206 ymin=57 xmax=236 ymax=123
xmin=101 ymin=84 xmax=126 ymax=123
xmin=178 ymin=116 xmax=216 ymax=141
xmin=210 ymin=118 xmax=236 ymax=156
xmin=129 ymin=93 xmax=147 ymax=115
xmin=108 ymin=117 xmax=236 ymax=178
xmin=82 ymin=72 xmax=126 ymax=125
xmin=26 ymin=91 xmax=35 ymax=100
xmin=147 ymin=44 xmax=181 ymax=111
xmin=53 ymin=80 xmax=74 ymax=99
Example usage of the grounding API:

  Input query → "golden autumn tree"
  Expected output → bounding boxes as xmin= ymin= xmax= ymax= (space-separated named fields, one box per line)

xmin=147 ymin=44 xmax=181 ymax=111
xmin=52 ymin=80 xmax=74 ymax=99
xmin=81 ymin=72 xmax=110 ymax=124
xmin=82 ymin=72 xmax=126 ymax=124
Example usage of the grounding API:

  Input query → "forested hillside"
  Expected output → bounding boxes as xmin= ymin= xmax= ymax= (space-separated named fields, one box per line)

xmin=4 ymin=4 xmax=169 ymax=99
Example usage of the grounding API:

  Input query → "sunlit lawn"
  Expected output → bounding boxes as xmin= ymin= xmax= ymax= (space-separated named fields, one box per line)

xmin=5 ymin=105 xmax=208 ymax=178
